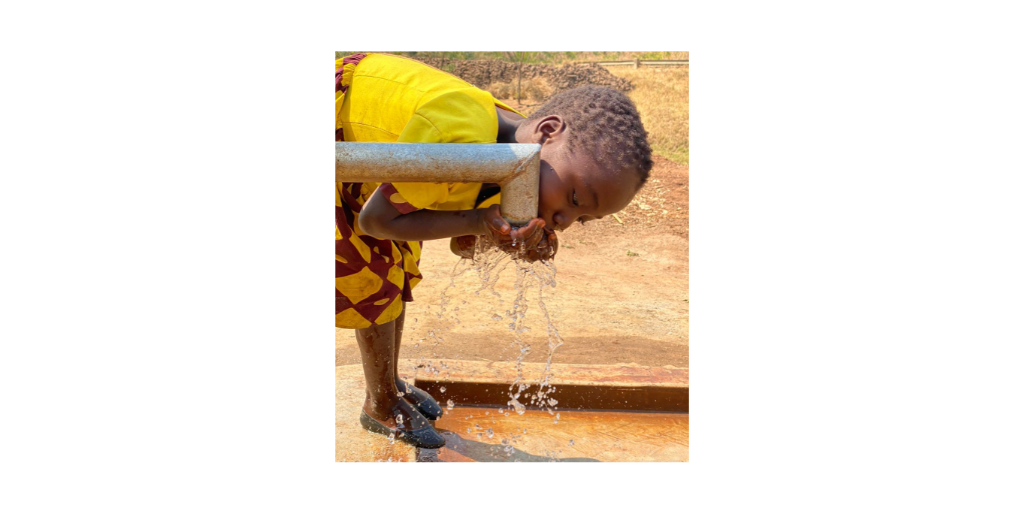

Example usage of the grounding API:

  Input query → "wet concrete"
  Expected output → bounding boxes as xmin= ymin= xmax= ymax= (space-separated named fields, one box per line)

xmin=422 ymin=408 xmax=688 ymax=462
xmin=336 ymin=360 xmax=688 ymax=462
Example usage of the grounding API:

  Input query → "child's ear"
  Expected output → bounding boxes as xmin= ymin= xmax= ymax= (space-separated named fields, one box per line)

xmin=533 ymin=115 xmax=566 ymax=144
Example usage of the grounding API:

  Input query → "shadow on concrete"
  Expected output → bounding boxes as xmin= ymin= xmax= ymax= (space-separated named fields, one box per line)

xmin=416 ymin=430 xmax=599 ymax=462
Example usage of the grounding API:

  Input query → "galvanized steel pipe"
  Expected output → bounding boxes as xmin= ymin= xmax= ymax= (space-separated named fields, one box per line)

xmin=335 ymin=142 xmax=541 ymax=225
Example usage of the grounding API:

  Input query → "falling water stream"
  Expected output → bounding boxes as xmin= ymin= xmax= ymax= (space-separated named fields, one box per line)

xmin=417 ymin=237 xmax=567 ymax=457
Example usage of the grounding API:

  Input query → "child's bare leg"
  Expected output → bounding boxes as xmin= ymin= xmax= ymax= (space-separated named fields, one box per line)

xmin=354 ymin=307 xmax=425 ymax=428
xmin=393 ymin=302 xmax=406 ymax=385
xmin=388 ymin=303 xmax=444 ymax=419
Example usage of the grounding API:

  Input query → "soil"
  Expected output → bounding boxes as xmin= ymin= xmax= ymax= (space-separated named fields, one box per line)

xmin=335 ymin=155 xmax=688 ymax=369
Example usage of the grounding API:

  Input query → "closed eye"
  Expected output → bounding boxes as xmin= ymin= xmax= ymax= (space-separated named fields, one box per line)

xmin=572 ymin=190 xmax=579 ymax=206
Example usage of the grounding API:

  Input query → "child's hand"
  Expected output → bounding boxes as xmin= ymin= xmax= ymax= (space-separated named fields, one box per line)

xmin=477 ymin=205 xmax=558 ymax=262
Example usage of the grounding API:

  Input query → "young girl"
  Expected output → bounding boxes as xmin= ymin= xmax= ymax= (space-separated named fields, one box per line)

xmin=336 ymin=53 xmax=653 ymax=448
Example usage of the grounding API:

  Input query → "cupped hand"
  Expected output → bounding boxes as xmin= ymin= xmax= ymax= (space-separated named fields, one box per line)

xmin=478 ymin=205 xmax=558 ymax=262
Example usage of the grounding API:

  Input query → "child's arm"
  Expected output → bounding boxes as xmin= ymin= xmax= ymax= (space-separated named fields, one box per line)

xmin=361 ymin=188 xmax=555 ymax=260
xmin=359 ymin=187 xmax=537 ymax=241
xmin=359 ymin=187 xmax=488 ymax=241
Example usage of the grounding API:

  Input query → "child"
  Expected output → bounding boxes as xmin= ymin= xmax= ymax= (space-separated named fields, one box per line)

xmin=336 ymin=53 xmax=653 ymax=448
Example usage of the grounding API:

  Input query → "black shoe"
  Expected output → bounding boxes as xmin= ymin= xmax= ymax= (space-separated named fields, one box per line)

xmin=359 ymin=409 xmax=446 ymax=449
xmin=397 ymin=380 xmax=444 ymax=420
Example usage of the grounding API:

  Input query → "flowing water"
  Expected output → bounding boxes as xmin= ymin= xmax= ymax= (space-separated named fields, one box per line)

xmin=418 ymin=236 xmax=567 ymax=453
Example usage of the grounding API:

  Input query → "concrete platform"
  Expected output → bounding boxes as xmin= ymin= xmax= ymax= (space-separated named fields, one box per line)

xmin=336 ymin=360 xmax=688 ymax=462
xmin=335 ymin=363 xmax=417 ymax=462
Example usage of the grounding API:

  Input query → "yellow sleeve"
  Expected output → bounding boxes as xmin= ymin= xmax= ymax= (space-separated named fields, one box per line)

xmin=388 ymin=90 xmax=498 ymax=210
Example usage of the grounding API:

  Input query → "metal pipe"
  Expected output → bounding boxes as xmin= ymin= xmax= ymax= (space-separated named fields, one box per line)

xmin=335 ymin=142 xmax=541 ymax=225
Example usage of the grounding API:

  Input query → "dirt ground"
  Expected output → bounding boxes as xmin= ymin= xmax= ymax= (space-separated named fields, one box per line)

xmin=335 ymin=155 xmax=688 ymax=369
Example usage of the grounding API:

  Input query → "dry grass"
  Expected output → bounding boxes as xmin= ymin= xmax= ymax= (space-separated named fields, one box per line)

xmin=606 ymin=67 xmax=689 ymax=165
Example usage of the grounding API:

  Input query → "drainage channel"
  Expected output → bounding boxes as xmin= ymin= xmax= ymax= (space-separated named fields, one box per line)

xmin=411 ymin=360 xmax=688 ymax=462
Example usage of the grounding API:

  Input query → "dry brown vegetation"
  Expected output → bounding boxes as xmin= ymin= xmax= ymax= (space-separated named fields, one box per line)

xmin=605 ymin=66 xmax=689 ymax=165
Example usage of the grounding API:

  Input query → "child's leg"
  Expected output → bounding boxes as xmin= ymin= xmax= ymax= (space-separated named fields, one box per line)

xmin=355 ymin=303 xmax=431 ymax=429
xmin=390 ymin=303 xmax=444 ymax=419
xmin=392 ymin=302 xmax=406 ymax=385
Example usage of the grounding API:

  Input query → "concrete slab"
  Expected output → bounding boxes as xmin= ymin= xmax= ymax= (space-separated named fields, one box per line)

xmin=335 ymin=364 xmax=416 ymax=462
xmin=336 ymin=359 xmax=689 ymax=462
xmin=423 ymin=408 xmax=688 ymax=462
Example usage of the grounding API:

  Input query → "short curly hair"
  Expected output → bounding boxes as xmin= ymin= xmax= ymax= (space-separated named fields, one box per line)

xmin=526 ymin=85 xmax=653 ymax=190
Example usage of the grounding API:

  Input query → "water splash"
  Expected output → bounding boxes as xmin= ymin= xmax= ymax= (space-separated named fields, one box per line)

xmin=426 ymin=237 xmax=566 ymax=446
xmin=487 ymin=244 xmax=562 ymax=418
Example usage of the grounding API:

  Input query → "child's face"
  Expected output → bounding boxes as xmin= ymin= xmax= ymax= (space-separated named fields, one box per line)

xmin=536 ymin=143 xmax=639 ymax=231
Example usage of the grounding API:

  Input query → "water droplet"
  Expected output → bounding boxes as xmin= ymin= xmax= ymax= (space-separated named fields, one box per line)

xmin=498 ymin=408 xmax=503 ymax=414
xmin=486 ymin=428 xmax=494 ymax=439
xmin=509 ymin=399 xmax=526 ymax=415
xmin=388 ymin=433 xmax=395 ymax=445
xmin=440 ymin=386 xmax=446 ymax=393
xmin=395 ymin=414 xmax=403 ymax=426
xmin=548 ymin=398 xmax=558 ymax=406
xmin=447 ymin=399 xmax=455 ymax=410
xmin=556 ymin=413 xmax=561 ymax=420
xmin=569 ymin=439 xmax=574 ymax=446
xmin=466 ymin=428 xmax=472 ymax=434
